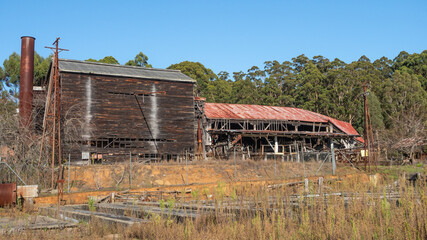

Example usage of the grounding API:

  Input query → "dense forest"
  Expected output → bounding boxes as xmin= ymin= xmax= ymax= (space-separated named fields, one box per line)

xmin=1 ymin=50 xmax=426 ymax=154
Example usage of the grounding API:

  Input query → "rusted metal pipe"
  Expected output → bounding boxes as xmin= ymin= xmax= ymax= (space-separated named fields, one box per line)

xmin=19 ymin=36 xmax=35 ymax=129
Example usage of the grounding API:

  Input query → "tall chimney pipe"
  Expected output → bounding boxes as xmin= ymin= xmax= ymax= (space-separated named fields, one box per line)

xmin=19 ymin=36 xmax=35 ymax=128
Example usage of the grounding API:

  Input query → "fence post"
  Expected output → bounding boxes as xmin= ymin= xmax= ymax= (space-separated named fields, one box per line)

xmin=318 ymin=177 xmax=323 ymax=194
xmin=295 ymin=141 xmax=299 ymax=162
xmin=304 ymin=178 xmax=309 ymax=193
xmin=331 ymin=142 xmax=336 ymax=175
xmin=274 ymin=156 xmax=277 ymax=177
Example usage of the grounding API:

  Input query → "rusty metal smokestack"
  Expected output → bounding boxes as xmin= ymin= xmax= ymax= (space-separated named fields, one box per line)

xmin=19 ymin=36 xmax=35 ymax=128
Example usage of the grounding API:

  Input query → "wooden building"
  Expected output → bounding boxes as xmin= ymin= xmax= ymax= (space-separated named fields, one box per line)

xmin=49 ymin=59 xmax=196 ymax=163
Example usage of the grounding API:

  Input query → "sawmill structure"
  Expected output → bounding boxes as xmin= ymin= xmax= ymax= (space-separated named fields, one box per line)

xmin=20 ymin=37 xmax=364 ymax=166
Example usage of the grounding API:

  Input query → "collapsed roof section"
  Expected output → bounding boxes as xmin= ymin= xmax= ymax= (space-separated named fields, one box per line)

xmin=204 ymin=103 xmax=363 ymax=142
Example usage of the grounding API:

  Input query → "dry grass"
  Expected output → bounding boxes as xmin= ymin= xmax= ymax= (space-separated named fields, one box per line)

xmin=124 ymin=179 xmax=426 ymax=240
xmin=4 ymin=172 xmax=426 ymax=240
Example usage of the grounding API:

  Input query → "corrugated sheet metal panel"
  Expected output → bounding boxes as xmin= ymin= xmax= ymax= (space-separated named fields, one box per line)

xmin=329 ymin=119 xmax=359 ymax=136
xmin=58 ymin=59 xmax=196 ymax=83
xmin=205 ymin=103 xmax=328 ymax=123
xmin=309 ymin=111 xmax=360 ymax=136
xmin=205 ymin=103 xmax=361 ymax=137
xmin=0 ymin=182 xmax=16 ymax=206
xmin=17 ymin=185 xmax=38 ymax=198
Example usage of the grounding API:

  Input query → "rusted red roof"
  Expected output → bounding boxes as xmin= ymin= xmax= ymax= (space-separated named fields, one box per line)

xmin=205 ymin=103 xmax=328 ymax=122
xmin=308 ymin=111 xmax=361 ymax=137
xmin=205 ymin=103 xmax=362 ymax=138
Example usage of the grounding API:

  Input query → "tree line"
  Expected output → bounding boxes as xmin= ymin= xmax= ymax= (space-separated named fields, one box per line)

xmin=169 ymin=52 xmax=426 ymax=147
xmin=1 ymin=50 xmax=426 ymax=154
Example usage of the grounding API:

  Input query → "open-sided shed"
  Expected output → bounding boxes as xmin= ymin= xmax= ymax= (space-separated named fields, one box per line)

xmin=197 ymin=100 xmax=363 ymax=160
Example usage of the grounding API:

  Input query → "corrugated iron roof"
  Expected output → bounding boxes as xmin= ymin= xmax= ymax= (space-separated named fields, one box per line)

xmin=205 ymin=103 xmax=327 ymax=122
xmin=308 ymin=111 xmax=360 ymax=136
xmin=205 ymin=103 xmax=361 ymax=137
xmin=57 ymin=59 xmax=196 ymax=83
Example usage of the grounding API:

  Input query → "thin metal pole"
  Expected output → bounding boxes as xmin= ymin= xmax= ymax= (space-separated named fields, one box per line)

xmin=68 ymin=154 xmax=70 ymax=193
xmin=0 ymin=161 xmax=26 ymax=185
xmin=129 ymin=152 xmax=132 ymax=189
xmin=302 ymin=144 xmax=306 ymax=178
xmin=303 ymin=153 xmax=306 ymax=178
xmin=234 ymin=147 xmax=236 ymax=179
xmin=185 ymin=150 xmax=188 ymax=185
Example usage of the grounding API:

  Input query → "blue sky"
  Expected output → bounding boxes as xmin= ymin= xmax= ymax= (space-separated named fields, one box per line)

xmin=1 ymin=0 xmax=426 ymax=75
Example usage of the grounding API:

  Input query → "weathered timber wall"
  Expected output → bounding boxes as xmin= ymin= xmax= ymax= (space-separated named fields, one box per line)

xmin=61 ymin=72 xmax=195 ymax=162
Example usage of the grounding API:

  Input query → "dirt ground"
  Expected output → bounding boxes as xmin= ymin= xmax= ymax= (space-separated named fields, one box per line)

xmin=63 ymin=160 xmax=359 ymax=191
xmin=34 ymin=160 xmax=368 ymax=206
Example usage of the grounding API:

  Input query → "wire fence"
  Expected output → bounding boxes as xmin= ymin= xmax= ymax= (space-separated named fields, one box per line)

xmin=58 ymin=149 xmax=347 ymax=193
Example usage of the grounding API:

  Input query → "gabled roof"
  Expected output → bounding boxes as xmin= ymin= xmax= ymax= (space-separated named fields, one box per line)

xmin=204 ymin=103 xmax=363 ymax=141
xmin=56 ymin=59 xmax=195 ymax=83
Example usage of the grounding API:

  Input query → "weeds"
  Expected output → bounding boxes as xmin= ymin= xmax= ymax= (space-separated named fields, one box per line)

xmin=159 ymin=199 xmax=165 ymax=214
xmin=4 ymin=171 xmax=427 ymax=239
xmin=87 ymin=197 xmax=96 ymax=212
xmin=191 ymin=189 xmax=200 ymax=201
